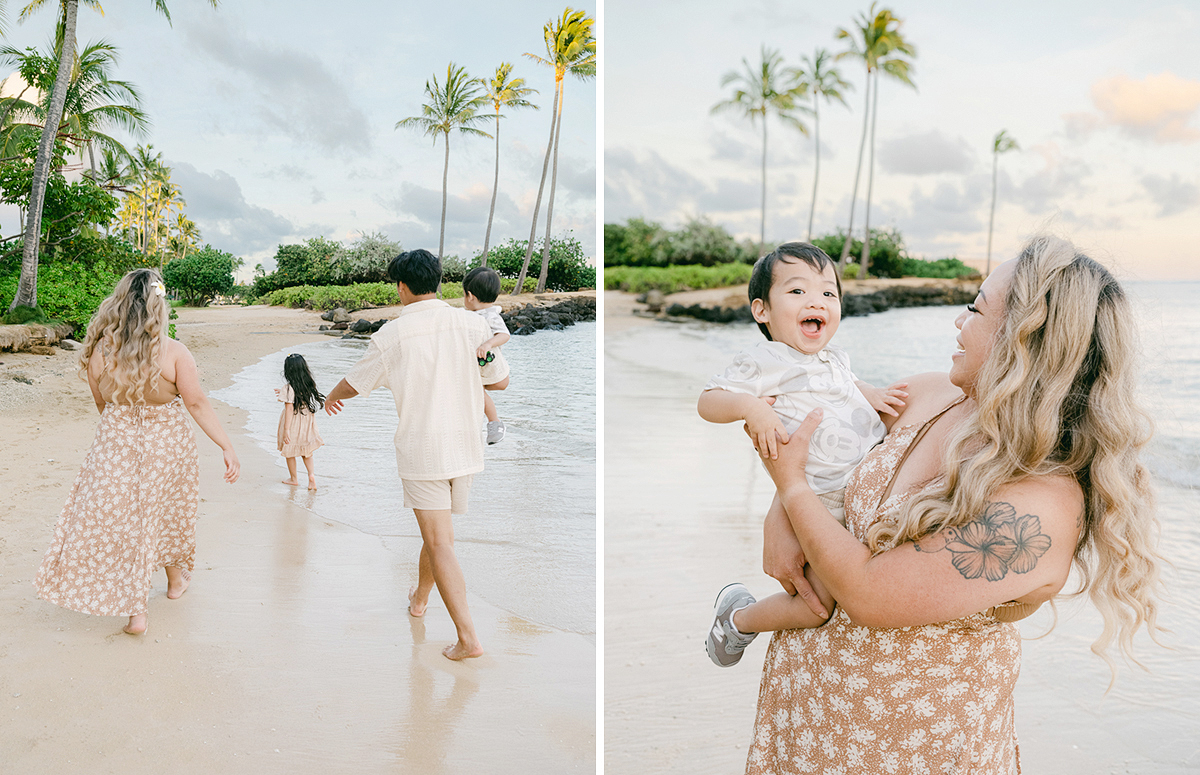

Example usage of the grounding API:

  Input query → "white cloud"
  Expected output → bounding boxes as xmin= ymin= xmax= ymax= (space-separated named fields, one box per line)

xmin=170 ymin=161 xmax=294 ymax=255
xmin=1141 ymin=173 xmax=1200 ymax=217
xmin=1090 ymin=72 xmax=1200 ymax=143
xmin=878 ymin=130 xmax=975 ymax=176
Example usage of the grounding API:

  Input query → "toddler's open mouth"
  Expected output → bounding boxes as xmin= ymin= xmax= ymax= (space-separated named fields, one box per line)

xmin=800 ymin=317 xmax=825 ymax=337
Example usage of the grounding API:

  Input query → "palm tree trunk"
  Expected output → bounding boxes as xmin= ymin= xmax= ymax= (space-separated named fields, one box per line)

xmin=514 ymin=75 xmax=561 ymax=295
xmin=536 ymin=86 xmax=566 ymax=294
xmin=807 ymin=98 xmax=820 ymax=242
xmin=9 ymin=0 xmax=78 ymax=312
xmin=759 ymin=116 xmax=768 ymax=252
xmin=859 ymin=72 xmax=880 ymax=279
xmin=439 ymin=131 xmax=450 ymax=259
xmin=838 ymin=67 xmax=873 ymax=271
xmin=482 ymin=113 xmax=501 ymax=267
xmin=987 ymin=150 xmax=998 ymax=276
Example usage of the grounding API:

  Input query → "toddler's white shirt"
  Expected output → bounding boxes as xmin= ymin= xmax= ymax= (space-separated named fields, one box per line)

xmin=473 ymin=305 xmax=508 ymax=338
xmin=704 ymin=341 xmax=885 ymax=494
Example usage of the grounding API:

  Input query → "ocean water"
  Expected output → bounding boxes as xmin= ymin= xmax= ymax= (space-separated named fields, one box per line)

xmin=212 ymin=322 xmax=597 ymax=637
xmin=604 ymin=282 xmax=1200 ymax=772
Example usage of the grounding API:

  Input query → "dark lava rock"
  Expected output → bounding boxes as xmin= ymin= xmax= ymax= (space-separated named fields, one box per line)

xmin=331 ymin=321 xmax=349 ymax=331
xmin=349 ymin=318 xmax=372 ymax=333
xmin=500 ymin=296 xmax=596 ymax=335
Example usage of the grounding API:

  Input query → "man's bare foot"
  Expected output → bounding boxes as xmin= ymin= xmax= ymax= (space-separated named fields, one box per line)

xmin=282 ymin=478 xmax=299 ymax=486
xmin=307 ymin=478 xmax=317 ymax=490
xmin=443 ymin=640 xmax=484 ymax=660
xmin=166 ymin=568 xmax=191 ymax=600
xmin=124 ymin=614 xmax=147 ymax=635
xmin=407 ymin=586 xmax=427 ymax=617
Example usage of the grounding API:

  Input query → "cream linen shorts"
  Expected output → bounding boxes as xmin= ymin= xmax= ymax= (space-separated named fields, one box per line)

xmin=817 ymin=487 xmax=847 ymax=527
xmin=402 ymin=475 xmax=473 ymax=514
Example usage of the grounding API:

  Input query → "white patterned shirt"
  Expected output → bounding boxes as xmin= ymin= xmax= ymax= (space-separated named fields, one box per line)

xmin=704 ymin=341 xmax=885 ymax=494
xmin=472 ymin=305 xmax=508 ymax=338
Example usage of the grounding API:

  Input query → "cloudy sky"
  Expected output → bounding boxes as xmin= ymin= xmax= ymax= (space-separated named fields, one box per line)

xmin=0 ymin=1 xmax=596 ymax=275
xmin=605 ymin=0 xmax=1200 ymax=280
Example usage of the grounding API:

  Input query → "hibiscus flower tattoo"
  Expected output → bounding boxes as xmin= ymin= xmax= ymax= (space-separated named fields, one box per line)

xmin=914 ymin=502 xmax=1052 ymax=581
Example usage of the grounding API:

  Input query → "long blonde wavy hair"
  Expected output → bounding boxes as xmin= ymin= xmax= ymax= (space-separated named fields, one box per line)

xmin=79 ymin=268 xmax=170 ymax=405
xmin=867 ymin=236 xmax=1163 ymax=667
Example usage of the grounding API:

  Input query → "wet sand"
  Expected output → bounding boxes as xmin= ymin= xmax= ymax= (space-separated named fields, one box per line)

xmin=0 ymin=303 xmax=594 ymax=773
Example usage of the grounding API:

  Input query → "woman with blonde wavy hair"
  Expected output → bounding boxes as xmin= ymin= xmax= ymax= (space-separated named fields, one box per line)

xmin=734 ymin=236 xmax=1163 ymax=774
xmin=35 ymin=268 xmax=240 ymax=635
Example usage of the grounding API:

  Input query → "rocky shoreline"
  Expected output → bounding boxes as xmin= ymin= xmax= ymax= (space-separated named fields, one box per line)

xmin=633 ymin=278 xmax=979 ymax=325
xmin=319 ymin=296 xmax=598 ymax=339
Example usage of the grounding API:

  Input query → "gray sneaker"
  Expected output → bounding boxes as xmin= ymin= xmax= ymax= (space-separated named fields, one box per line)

xmin=706 ymin=583 xmax=758 ymax=667
xmin=486 ymin=420 xmax=506 ymax=444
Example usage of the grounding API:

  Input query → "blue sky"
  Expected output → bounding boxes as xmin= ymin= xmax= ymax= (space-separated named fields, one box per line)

xmin=604 ymin=0 xmax=1200 ymax=280
xmin=0 ymin=1 xmax=597 ymax=275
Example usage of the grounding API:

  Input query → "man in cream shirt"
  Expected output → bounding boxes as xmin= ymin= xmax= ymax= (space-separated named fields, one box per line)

xmin=325 ymin=249 xmax=509 ymax=660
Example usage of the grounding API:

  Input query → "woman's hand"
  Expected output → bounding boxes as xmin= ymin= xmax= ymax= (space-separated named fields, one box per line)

xmin=222 ymin=447 xmax=240 ymax=483
xmin=753 ymin=407 xmax=823 ymax=496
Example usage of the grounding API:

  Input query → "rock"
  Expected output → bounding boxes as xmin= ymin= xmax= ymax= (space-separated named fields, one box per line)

xmin=513 ymin=325 xmax=537 ymax=336
xmin=58 ymin=339 xmax=83 ymax=351
xmin=644 ymin=289 xmax=666 ymax=313
xmin=318 ymin=325 xmax=329 ymax=331
xmin=349 ymin=319 xmax=372 ymax=333
xmin=331 ymin=308 xmax=352 ymax=324
xmin=331 ymin=321 xmax=349 ymax=331
xmin=28 ymin=345 xmax=54 ymax=356
xmin=320 ymin=310 xmax=335 ymax=322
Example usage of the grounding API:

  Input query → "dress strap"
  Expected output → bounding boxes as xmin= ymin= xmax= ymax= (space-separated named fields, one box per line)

xmin=875 ymin=394 xmax=969 ymax=511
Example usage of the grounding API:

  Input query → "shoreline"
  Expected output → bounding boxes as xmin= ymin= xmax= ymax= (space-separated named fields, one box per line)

xmin=0 ymin=302 xmax=595 ymax=772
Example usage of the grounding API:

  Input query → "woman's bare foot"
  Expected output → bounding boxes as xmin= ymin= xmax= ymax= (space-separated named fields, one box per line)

xmin=407 ymin=586 xmax=427 ymax=617
xmin=307 ymin=477 xmax=317 ymax=490
xmin=282 ymin=478 xmax=299 ymax=486
xmin=443 ymin=640 xmax=484 ymax=660
xmin=166 ymin=567 xmax=191 ymax=600
xmin=124 ymin=614 xmax=147 ymax=635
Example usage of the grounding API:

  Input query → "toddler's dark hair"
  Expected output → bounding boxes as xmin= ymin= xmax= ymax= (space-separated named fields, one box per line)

xmin=748 ymin=242 xmax=842 ymax=341
xmin=387 ymin=249 xmax=441 ymax=295
xmin=462 ymin=266 xmax=501 ymax=303
xmin=283 ymin=354 xmax=326 ymax=414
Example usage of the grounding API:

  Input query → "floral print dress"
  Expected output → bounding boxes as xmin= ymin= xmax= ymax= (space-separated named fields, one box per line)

xmin=35 ymin=398 xmax=200 ymax=617
xmin=746 ymin=421 xmax=1022 ymax=775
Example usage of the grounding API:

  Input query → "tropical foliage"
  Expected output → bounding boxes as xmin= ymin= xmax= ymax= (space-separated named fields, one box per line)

xmin=396 ymin=62 xmax=491 ymax=259
xmin=516 ymin=7 xmax=596 ymax=294
xmin=987 ymin=129 xmax=1019 ymax=275
xmin=480 ymin=62 xmax=538 ymax=264
xmin=162 ymin=244 xmax=238 ymax=306
xmin=711 ymin=45 xmax=809 ymax=250
xmin=604 ymin=217 xmax=758 ymax=267
xmin=788 ymin=48 xmax=850 ymax=241
xmin=482 ymin=234 xmax=595 ymax=292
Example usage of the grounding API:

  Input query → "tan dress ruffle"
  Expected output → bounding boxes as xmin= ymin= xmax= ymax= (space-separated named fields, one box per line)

xmin=746 ymin=422 xmax=1022 ymax=775
xmin=35 ymin=398 xmax=200 ymax=617
xmin=276 ymin=384 xmax=323 ymax=458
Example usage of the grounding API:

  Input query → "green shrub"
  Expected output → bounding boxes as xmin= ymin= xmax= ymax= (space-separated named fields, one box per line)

xmin=0 ymin=258 xmax=123 ymax=330
xmin=604 ymin=263 xmax=753 ymax=294
xmin=480 ymin=234 xmax=593 ymax=291
xmin=894 ymin=256 xmax=980 ymax=279
xmin=604 ymin=217 xmax=757 ymax=267
xmin=163 ymin=245 xmax=237 ymax=305
xmin=2 ymin=304 xmax=52 ymax=325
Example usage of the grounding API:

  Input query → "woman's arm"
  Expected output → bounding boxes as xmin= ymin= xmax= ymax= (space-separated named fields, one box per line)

xmin=172 ymin=341 xmax=240 ymax=483
xmin=86 ymin=349 xmax=106 ymax=414
xmin=763 ymin=409 xmax=1081 ymax=628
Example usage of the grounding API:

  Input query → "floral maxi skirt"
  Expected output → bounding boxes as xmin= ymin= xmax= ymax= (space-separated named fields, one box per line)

xmin=34 ymin=398 xmax=200 ymax=617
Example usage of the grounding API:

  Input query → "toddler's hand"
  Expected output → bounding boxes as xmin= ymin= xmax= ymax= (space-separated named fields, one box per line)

xmin=476 ymin=345 xmax=487 ymax=360
xmin=744 ymin=399 xmax=787 ymax=460
xmin=861 ymin=381 xmax=908 ymax=418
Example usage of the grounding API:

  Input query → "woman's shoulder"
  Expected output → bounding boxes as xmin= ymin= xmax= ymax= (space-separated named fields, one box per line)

xmin=890 ymin=372 xmax=960 ymax=424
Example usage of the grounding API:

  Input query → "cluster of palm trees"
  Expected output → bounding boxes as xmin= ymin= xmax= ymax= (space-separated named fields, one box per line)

xmin=396 ymin=6 xmax=595 ymax=295
xmin=6 ymin=0 xmax=214 ymax=313
xmin=714 ymin=3 xmax=917 ymax=277
xmin=107 ymin=144 xmax=199 ymax=266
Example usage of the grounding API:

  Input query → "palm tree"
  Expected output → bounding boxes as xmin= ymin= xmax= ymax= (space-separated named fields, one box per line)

xmin=480 ymin=62 xmax=537 ymax=267
xmin=515 ymin=7 xmax=595 ymax=295
xmin=169 ymin=212 xmax=199 ymax=261
xmin=789 ymin=48 xmax=850 ymax=241
xmin=986 ymin=129 xmax=1019 ymax=276
xmin=834 ymin=4 xmax=916 ymax=277
xmin=9 ymin=0 xmax=217 ymax=314
xmin=711 ymin=45 xmax=809 ymax=252
xmin=0 ymin=39 xmax=148 ymax=175
xmin=396 ymin=62 xmax=491 ymax=260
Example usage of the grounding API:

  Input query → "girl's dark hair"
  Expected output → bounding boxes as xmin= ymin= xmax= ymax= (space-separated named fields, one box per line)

xmin=462 ymin=266 xmax=501 ymax=303
xmin=283 ymin=354 xmax=325 ymax=414
xmin=748 ymin=242 xmax=842 ymax=340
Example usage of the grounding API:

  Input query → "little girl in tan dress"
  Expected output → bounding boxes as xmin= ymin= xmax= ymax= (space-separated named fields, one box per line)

xmin=277 ymin=353 xmax=324 ymax=489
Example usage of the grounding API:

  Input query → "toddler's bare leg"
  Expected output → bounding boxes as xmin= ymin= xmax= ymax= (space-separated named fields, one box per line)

xmin=301 ymin=455 xmax=316 ymax=489
xmin=483 ymin=391 xmax=498 ymax=422
xmin=282 ymin=457 xmax=299 ymax=485
xmin=734 ymin=564 xmax=836 ymax=634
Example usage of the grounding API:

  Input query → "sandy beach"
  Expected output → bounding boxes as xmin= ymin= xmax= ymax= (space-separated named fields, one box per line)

xmin=0 ymin=300 xmax=595 ymax=773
